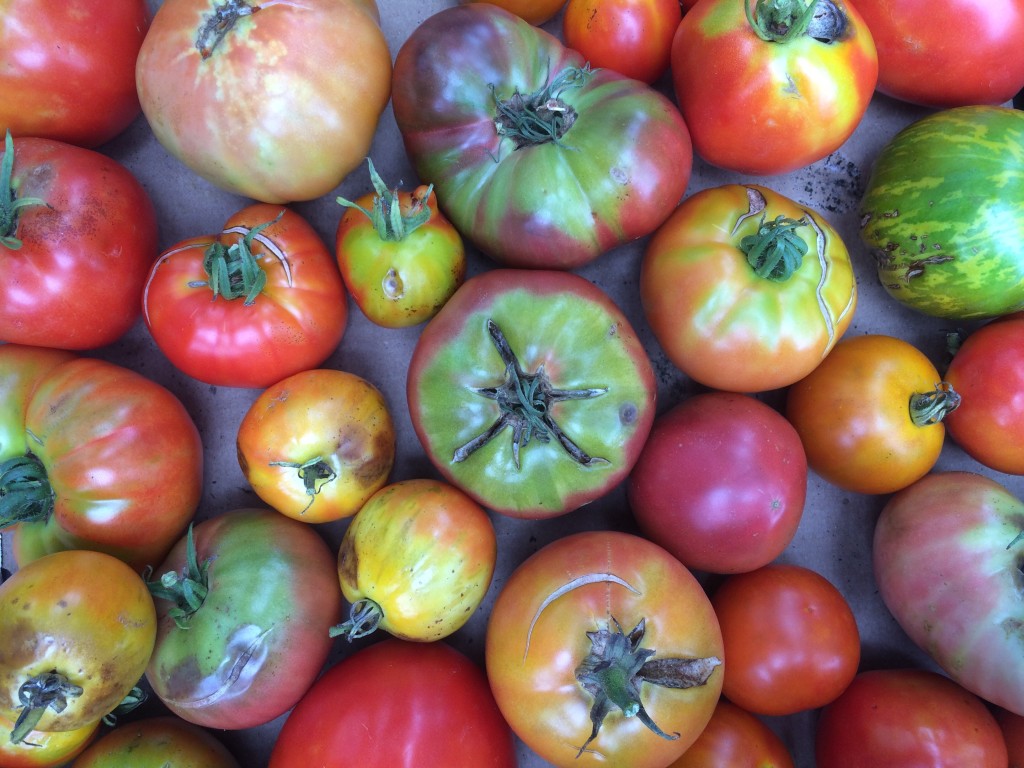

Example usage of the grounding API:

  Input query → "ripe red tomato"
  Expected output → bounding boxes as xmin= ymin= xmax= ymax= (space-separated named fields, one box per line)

xmin=269 ymin=639 xmax=517 ymax=768
xmin=627 ymin=392 xmax=807 ymax=574
xmin=0 ymin=1 xmax=148 ymax=147
xmin=460 ymin=0 xmax=567 ymax=25
xmin=71 ymin=716 xmax=240 ymax=768
xmin=711 ymin=563 xmax=860 ymax=716
xmin=815 ymin=669 xmax=1009 ymax=768
xmin=668 ymin=699 xmax=794 ymax=768
xmin=562 ymin=0 xmax=682 ymax=84
xmin=142 ymin=203 xmax=348 ymax=388
xmin=0 ymin=134 xmax=158 ymax=350
xmin=995 ymin=707 xmax=1024 ymax=768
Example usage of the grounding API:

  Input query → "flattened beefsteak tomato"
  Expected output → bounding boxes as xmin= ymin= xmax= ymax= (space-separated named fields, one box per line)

xmin=406 ymin=269 xmax=656 ymax=519
xmin=392 ymin=3 xmax=692 ymax=269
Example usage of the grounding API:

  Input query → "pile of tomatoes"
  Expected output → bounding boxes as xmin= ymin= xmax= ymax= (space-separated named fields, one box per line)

xmin=2 ymin=0 xmax=1024 ymax=766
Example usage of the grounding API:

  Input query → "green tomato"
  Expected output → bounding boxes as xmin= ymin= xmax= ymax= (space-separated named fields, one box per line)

xmin=71 ymin=716 xmax=239 ymax=768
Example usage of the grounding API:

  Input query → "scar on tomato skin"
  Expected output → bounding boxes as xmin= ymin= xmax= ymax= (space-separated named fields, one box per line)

xmin=619 ymin=402 xmax=638 ymax=425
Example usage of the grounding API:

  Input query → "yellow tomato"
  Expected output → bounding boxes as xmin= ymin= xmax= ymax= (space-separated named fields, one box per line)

xmin=461 ymin=0 xmax=567 ymax=25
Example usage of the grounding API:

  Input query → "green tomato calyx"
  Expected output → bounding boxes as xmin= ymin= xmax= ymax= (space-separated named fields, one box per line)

xmin=10 ymin=671 xmax=84 ymax=745
xmin=492 ymin=66 xmax=593 ymax=151
xmin=574 ymin=617 xmax=722 ymax=757
xmin=328 ymin=597 xmax=384 ymax=641
xmin=337 ymin=158 xmax=434 ymax=242
xmin=909 ymin=381 xmax=961 ymax=427
xmin=745 ymin=0 xmax=847 ymax=44
xmin=0 ymin=454 xmax=55 ymax=528
xmin=0 ymin=130 xmax=48 ymax=250
xmin=146 ymin=525 xmax=211 ymax=629
xmin=191 ymin=212 xmax=284 ymax=304
xmin=452 ymin=319 xmax=609 ymax=470
xmin=196 ymin=0 xmax=260 ymax=59
xmin=740 ymin=214 xmax=809 ymax=281
xmin=268 ymin=456 xmax=336 ymax=515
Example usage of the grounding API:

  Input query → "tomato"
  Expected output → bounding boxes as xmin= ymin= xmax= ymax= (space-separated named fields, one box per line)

xmin=335 ymin=159 xmax=466 ymax=328
xmin=640 ymin=184 xmax=857 ymax=392
xmin=562 ymin=0 xmax=682 ymax=84
xmin=135 ymin=0 xmax=391 ymax=203
xmin=269 ymin=639 xmax=517 ymax=768
xmin=853 ymin=0 xmax=1024 ymax=108
xmin=236 ymin=369 xmax=396 ymax=523
xmin=668 ymin=699 xmax=794 ymax=768
xmin=711 ymin=563 xmax=860 ymax=716
xmin=0 ymin=345 xmax=203 ymax=571
xmin=996 ymin=707 xmax=1024 ymax=768
xmin=142 ymin=203 xmax=348 ymax=389
xmin=392 ymin=3 xmax=692 ymax=269
xmin=0 ymin=715 xmax=97 ymax=767
xmin=486 ymin=530 xmax=724 ymax=768
xmin=786 ymin=334 xmax=958 ymax=495
xmin=0 ymin=1 xmax=148 ymax=147
xmin=943 ymin=315 xmax=1024 ymax=474
xmin=407 ymin=269 xmax=656 ymax=519
xmin=815 ymin=668 xmax=1009 ymax=768
xmin=461 ymin=0 xmax=567 ymax=25
xmin=72 ymin=716 xmax=240 ymax=768
xmin=145 ymin=509 xmax=342 ymax=730
xmin=873 ymin=471 xmax=1024 ymax=716
xmin=332 ymin=479 xmax=497 ymax=642
xmin=0 ymin=550 xmax=156 ymax=741
xmin=627 ymin=392 xmax=807 ymax=574
xmin=670 ymin=0 xmax=877 ymax=175
xmin=0 ymin=134 xmax=158 ymax=350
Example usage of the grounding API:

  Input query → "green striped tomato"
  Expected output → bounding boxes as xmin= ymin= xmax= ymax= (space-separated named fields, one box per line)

xmin=859 ymin=105 xmax=1024 ymax=320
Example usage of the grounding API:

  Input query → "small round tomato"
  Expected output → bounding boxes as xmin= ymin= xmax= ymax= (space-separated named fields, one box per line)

xmin=236 ymin=369 xmax=396 ymax=523
xmin=627 ymin=392 xmax=807 ymax=574
xmin=668 ymin=699 xmax=794 ymax=768
xmin=815 ymin=669 xmax=1009 ymax=768
xmin=72 ymin=716 xmax=240 ymax=768
xmin=711 ymin=563 xmax=860 ymax=717
xmin=786 ymin=334 xmax=959 ymax=495
xmin=0 ymin=550 xmax=156 ymax=741
xmin=641 ymin=184 xmax=857 ymax=392
xmin=562 ymin=0 xmax=682 ymax=83
xmin=0 ymin=715 xmax=97 ymax=768
xmin=335 ymin=159 xmax=465 ymax=328
xmin=332 ymin=479 xmax=497 ymax=642
xmin=486 ymin=530 xmax=724 ymax=768
xmin=142 ymin=203 xmax=348 ymax=388
xmin=460 ymin=0 xmax=567 ymax=25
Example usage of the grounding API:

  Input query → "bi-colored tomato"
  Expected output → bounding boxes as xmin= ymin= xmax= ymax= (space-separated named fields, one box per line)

xmin=0 ymin=715 xmax=97 ymax=767
xmin=71 ymin=716 xmax=240 ymax=768
xmin=668 ymin=699 xmax=794 ymax=768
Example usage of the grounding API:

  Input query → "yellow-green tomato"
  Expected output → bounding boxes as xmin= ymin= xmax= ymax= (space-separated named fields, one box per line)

xmin=71 ymin=716 xmax=239 ymax=768
xmin=333 ymin=479 xmax=497 ymax=642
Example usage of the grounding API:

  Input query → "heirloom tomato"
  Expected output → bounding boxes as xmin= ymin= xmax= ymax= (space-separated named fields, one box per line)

xmin=236 ymin=368 xmax=395 ymax=523
xmin=0 ymin=133 xmax=158 ymax=350
xmin=671 ymin=0 xmax=877 ymax=174
xmin=269 ymin=639 xmax=517 ymax=768
xmin=859 ymin=105 xmax=1024 ymax=320
xmin=873 ymin=472 xmax=1024 ymax=716
xmin=72 ymin=716 xmax=240 ymax=768
xmin=486 ymin=531 xmax=724 ymax=768
xmin=668 ymin=699 xmax=794 ymax=768
xmin=407 ymin=269 xmax=656 ymax=519
xmin=0 ymin=345 xmax=202 ymax=571
xmin=943 ymin=315 xmax=1024 ymax=474
xmin=0 ymin=550 xmax=156 ymax=742
xmin=627 ymin=392 xmax=807 ymax=574
xmin=332 ymin=479 xmax=496 ymax=642
xmin=0 ymin=715 xmax=97 ymax=767
xmin=335 ymin=160 xmax=465 ymax=328
xmin=786 ymin=334 xmax=958 ymax=495
xmin=142 ymin=203 xmax=348 ymax=388
xmin=853 ymin=0 xmax=1024 ymax=108
xmin=711 ymin=564 xmax=860 ymax=717
xmin=640 ymin=184 xmax=856 ymax=392
xmin=145 ymin=509 xmax=341 ymax=730
xmin=461 ymin=0 xmax=566 ymax=25
xmin=136 ymin=0 xmax=391 ymax=203
xmin=815 ymin=669 xmax=1009 ymax=768
xmin=392 ymin=3 xmax=692 ymax=269
xmin=561 ymin=0 xmax=682 ymax=84
xmin=0 ymin=1 xmax=148 ymax=147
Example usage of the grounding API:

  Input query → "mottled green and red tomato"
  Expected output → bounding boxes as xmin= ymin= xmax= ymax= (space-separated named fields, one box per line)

xmin=71 ymin=716 xmax=240 ymax=768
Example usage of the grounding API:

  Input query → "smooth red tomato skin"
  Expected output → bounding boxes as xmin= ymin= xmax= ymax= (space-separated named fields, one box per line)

xmin=142 ymin=203 xmax=348 ymax=388
xmin=815 ymin=669 xmax=1009 ymax=768
xmin=670 ymin=0 xmax=877 ymax=174
xmin=269 ymin=639 xmax=517 ymax=768
xmin=943 ymin=316 xmax=1024 ymax=474
xmin=72 ymin=717 xmax=240 ymax=768
xmin=562 ymin=0 xmax=682 ymax=84
xmin=996 ymin=708 xmax=1024 ymax=768
xmin=0 ymin=1 xmax=148 ymax=147
xmin=668 ymin=699 xmax=794 ymax=768
xmin=0 ymin=137 xmax=158 ymax=350
xmin=628 ymin=392 xmax=807 ymax=574
xmin=712 ymin=564 xmax=860 ymax=717
xmin=461 ymin=0 xmax=567 ymax=25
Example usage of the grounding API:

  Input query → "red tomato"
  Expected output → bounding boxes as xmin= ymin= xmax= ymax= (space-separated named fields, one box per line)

xmin=0 ymin=1 xmax=148 ymax=147
xmin=670 ymin=0 xmax=878 ymax=174
xmin=72 ymin=717 xmax=239 ymax=768
xmin=943 ymin=316 xmax=1024 ymax=474
xmin=995 ymin=707 xmax=1024 ymax=768
xmin=711 ymin=564 xmax=860 ymax=716
xmin=669 ymin=699 xmax=794 ymax=768
xmin=853 ymin=0 xmax=1024 ymax=108
xmin=815 ymin=669 xmax=1009 ymax=768
xmin=461 ymin=0 xmax=567 ymax=25
xmin=0 ymin=135 xmax=158 ymax=350
xmin=562 ymin=0 xmax=682 ymax=83
xmin=627 ymin=392 xmax=807 ymax=574
xmin=142 ymin=203 xmax=348 ymax=388
xmin=269 ymin=639 xmax=517 ymax=768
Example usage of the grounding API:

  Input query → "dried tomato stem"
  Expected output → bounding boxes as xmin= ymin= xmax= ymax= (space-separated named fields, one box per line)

xmin=329 ymin=598 xmax=383 ymax=641
xmin=0 ymin=454 xmax=54 ymax=527
xmin=10 ymin=671 xmax=84 ymax=745
xmin=196 ymin=0 xmax=260 ymax=59
xmin=909 ymin=382 xmax=961 ymax=427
